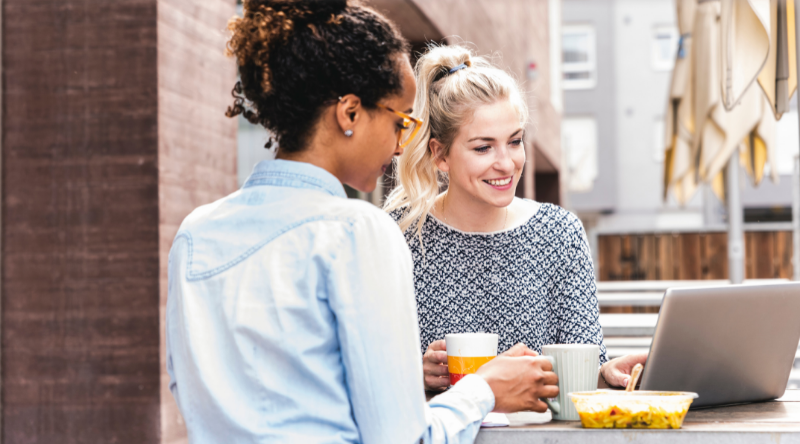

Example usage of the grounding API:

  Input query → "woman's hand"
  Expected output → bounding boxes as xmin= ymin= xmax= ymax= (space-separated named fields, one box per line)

xmin=422 ymin=340 xmax=450 ymax=391
xmin=600 ymin=353 xmax=648 ymax=388
xmin=477 ymin=343 xmax=557 ymax=413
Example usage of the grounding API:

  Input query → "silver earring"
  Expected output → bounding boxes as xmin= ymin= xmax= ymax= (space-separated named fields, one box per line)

xmin=344 ymin=130 xmax=353 ymax=137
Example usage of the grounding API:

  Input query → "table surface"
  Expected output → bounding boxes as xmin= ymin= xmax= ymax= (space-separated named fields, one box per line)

xmin=472 ymin=389 xmax=800 ymax=443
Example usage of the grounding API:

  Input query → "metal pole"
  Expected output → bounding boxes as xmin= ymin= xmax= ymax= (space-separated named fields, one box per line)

xmin=703 ymin=185 xmax=716 ymax=227
xmin=728 ymin=156 xmax=745 ymax=284
xmin=794 ymin=0 xmax=800 ymax=280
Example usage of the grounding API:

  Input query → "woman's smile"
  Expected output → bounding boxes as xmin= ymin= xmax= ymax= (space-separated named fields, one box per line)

xmin=483 ymin=176 xmax=513 ymax=190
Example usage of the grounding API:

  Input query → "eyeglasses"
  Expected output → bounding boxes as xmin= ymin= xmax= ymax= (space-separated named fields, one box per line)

xmin=377 ymin=104 xmax=423 ymax=148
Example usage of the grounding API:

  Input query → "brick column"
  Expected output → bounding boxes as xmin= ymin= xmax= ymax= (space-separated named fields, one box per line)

xmin=2 ymin=1 xmax=236 ymax=442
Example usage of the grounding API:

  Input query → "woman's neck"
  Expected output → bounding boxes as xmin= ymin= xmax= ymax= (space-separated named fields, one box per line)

xmin=437 ymin=185 xmax=509 ymax=232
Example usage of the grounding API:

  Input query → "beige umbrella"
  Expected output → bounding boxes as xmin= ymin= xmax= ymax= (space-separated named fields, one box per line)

xmin=663 ymin=0 xmax=698 ymax=203
xmin=664 ymin=0 xmax=790 ymax=201
xmin=663 ymin=0 xmax=794 ymax=283
xmin=753 ymin=0 xmax=798 ymax=119
xmin=720 ymin=0 xmax=795 ymax=189
xmin=719 ymin=0 xmax=771 ymax=111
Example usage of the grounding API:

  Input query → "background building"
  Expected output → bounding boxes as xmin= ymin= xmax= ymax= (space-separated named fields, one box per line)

xmin=562 ymin=0 xmax=800 ymax=270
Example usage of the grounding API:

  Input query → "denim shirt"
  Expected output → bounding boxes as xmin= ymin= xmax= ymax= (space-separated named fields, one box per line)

xmin=166 ymin=159 xmax=495 ymax=444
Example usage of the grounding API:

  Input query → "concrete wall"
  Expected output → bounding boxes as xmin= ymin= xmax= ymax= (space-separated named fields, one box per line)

xmin=562 ymin=0 xmax=617 ymax=212
xmin=612 ymin=0 xmax=676 ymax=213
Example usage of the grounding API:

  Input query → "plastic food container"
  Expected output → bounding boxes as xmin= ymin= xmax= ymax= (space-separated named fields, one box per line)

xmin=569 ymin=390 xmax=699 ymax=429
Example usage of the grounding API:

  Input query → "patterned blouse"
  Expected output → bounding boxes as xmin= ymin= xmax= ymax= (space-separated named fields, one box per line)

xmin=391 ymin=202 xmax=608 ymax=364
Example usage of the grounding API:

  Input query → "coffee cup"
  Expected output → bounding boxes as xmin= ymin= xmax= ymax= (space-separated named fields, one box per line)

xmin=445 ymin=333 xmax=498 ymax=386
xmin=541 ymin=344 xmax=600 ymax=420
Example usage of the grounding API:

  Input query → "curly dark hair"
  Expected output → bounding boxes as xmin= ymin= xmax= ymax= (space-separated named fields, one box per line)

xmin=225 ymin=0 xmax=410 ymax=153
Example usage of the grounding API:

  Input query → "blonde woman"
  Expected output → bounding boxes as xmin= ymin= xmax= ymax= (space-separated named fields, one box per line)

xmin=385 ymin=45 xmax=646 ymax=392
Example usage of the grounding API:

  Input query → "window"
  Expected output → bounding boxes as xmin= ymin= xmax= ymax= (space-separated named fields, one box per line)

xmin=562 ymin=117 xmax=598 ymax=192
xmin=562 ymin=25 xmax=597 ymax=90
xmin=651 ymin=26 xmax=679 ymax=71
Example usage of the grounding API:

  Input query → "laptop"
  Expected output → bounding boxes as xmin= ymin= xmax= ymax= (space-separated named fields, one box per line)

xmin=639 ymin=282 xmax=800 ymax=407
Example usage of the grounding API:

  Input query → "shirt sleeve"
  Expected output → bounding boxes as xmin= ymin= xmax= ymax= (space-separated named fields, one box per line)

xmin=551 ymin=214 xmax=609 ymax=364
xmin=423 ymin=374 xmax=496 ymax=444
xmin=326 ymin=206 xmax=494 ymax=444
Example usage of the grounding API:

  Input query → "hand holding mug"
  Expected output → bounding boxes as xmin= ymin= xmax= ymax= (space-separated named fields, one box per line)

xmin=441 ymin=335 xmax=559 ymax=414
xmin=422 ymin=339 xmax=449 ymax=391
xmin=476 ymin=343 xmax=559 ymax=413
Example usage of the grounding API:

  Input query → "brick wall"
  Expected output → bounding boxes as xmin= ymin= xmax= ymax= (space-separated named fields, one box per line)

xmin=2 ymin=0 xmax=161 ymax=441
xmin=2 ymin=0 xmax=237 ymax=442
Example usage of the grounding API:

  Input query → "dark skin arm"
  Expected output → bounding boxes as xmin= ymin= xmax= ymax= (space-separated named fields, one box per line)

xmin=476 ymin=343 xmax=559 ymax=413
xmin=425 ymin=340 xmax=648 ymax=390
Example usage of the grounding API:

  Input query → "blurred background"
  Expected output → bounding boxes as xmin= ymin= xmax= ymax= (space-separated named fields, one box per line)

xmin=3 ymin=0 xmax=799 ymax=442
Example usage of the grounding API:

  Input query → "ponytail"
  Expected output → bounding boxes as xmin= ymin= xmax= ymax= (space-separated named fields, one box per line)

xmin=384 ymin=44 xmax=528 ymax=245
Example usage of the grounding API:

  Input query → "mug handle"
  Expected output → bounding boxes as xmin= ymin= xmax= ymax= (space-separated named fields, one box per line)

xmin=541 ymin=356 xmax=560 ymax=414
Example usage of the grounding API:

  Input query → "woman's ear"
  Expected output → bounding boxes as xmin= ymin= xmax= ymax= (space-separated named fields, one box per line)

xmin=336 ymin=94 xmax=361 ymax=134
xmin=430 ymin=138 xmax=450 ymax=173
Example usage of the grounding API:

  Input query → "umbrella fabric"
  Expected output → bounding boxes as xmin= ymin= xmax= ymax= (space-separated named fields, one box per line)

xmin=742 ymin=93 xmax=779 ymax=185
xmin=701 ymin=83 xmax=764 ymax=183
xmin=693 ymin=2 xmax=762 ymax=192
xmin=664 ymin=0 xmax=784 ymax=203
xmin=719 ymin=0 xmax=783 ymax=184
xmin=693 ymin=0 xmax=725 ymax=183
xmin=720 ymin=0 xmax=770 ymax=111
xmin=664 ymin=0 xmax=698 ymax=202
xmin=755 ymin=0 xmax=798 ymax=118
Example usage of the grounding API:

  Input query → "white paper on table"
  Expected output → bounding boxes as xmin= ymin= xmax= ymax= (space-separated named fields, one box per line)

xmin=481 ymin=412 xmax=510 ymax=428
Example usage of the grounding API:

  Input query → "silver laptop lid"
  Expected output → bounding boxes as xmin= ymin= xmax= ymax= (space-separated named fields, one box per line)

xmin=639 ymin=282 xmax=800 ymax=407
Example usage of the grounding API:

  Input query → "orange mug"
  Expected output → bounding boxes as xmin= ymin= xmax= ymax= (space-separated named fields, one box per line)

xmin=445 ymin=333 xmax=498 ymax=386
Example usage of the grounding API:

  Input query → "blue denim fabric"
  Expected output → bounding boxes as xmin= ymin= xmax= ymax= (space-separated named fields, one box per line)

xmin=166 ymin=159 xmax=494 ymax=444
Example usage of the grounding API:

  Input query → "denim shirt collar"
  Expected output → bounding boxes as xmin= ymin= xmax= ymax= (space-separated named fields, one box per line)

xmin=243 ymin=159 xmax=347 ymax=198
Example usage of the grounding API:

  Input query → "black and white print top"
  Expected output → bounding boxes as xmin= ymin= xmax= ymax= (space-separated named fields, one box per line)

xmin=391 ymin=202 xmax=608 ymax=364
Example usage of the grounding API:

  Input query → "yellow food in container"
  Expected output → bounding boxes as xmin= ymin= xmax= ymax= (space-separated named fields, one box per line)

xmin=569 ymin=390 xmax=698 ymax=429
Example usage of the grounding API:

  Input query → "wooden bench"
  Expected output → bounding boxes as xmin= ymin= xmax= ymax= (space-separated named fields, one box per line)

xmin=599 ymin=313 xmax=658 ymax=337
xmin=595 ymin=279 xmax=789 ymax=309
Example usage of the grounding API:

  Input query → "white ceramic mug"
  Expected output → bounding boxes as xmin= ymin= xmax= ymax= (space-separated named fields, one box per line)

xmin=541 ymin=344 xmax=599 ymax=420
xmin=445 ymin=333 xmax=498 ymax=386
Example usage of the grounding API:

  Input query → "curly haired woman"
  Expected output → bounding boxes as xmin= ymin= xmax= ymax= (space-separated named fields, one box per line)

xmin=166 ymin=1 xmax=559 ymax=443
xmin=384 ymin=45 xmax=647 ymax=393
